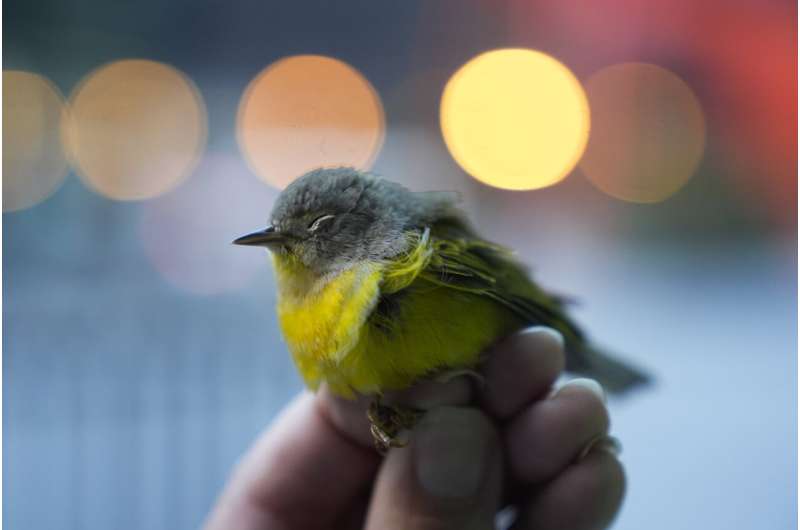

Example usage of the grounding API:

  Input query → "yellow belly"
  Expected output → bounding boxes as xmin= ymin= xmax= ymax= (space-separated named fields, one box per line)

xmin=273 ymin=255 xmax=522 ymax=397
xmin=274 ymin=258 xmax=384 ymax=393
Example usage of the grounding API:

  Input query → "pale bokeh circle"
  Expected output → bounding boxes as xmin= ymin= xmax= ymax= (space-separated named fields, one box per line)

xmin=237 ymin=55 xmax=385 ymax=189
xmin=139 ymin=153 xmax=279 ymax=295
xmin=64 ymin=59 xmax=207 ymax=201
xmin=580 ymin=63 xmax=706 ymax=203
xmin=3 ymin=71 xmax=69 ymax=212
xmin=440 ymin=48 xmax=590 ymax=191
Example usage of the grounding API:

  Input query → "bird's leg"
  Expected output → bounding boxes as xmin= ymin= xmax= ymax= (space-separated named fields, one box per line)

xmin=367 ymin=396 xmax=424 ymax=454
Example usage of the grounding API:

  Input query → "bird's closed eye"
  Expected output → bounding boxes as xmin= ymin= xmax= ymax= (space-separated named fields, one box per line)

xmin=308 ymin=214 xmax=335 ymax=232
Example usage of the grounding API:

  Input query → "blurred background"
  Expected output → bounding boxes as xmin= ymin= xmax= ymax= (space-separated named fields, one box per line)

xmin=3 ymin=1 xmax=796 ymax=528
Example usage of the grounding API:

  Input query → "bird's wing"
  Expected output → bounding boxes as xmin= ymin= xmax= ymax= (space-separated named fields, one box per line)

xmin=376 ymin=224 xmax=650 ymax=391
xmin=417 ymin=224 xmax=586 ymax=343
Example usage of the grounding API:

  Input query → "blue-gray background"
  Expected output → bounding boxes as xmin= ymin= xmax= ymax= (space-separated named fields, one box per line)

xmin=5 ymin=1 xmax=797 ymax=529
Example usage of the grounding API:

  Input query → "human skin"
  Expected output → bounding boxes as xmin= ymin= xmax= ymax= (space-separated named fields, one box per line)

xmin=204 ymin=327 xmax=626 ymax=529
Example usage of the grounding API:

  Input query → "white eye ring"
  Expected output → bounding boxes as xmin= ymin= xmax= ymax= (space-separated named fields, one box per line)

xmin=308 ymin=214 xmax=335 ymax=232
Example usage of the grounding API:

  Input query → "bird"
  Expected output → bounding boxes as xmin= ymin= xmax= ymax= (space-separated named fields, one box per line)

xmin=234 ymin=167 xmax=647 ymax=451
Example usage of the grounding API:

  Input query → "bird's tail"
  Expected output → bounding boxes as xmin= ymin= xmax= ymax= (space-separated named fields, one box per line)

xmin=566 ymin=344 xmax=650 ymax=394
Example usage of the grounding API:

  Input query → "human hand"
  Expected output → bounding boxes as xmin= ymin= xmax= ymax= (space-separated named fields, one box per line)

xmin=204 ymin=327 xmax=625 ymax=529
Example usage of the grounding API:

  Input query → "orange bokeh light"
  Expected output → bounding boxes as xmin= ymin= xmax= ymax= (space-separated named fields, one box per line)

xmin=63 ymin=59 xmax=207 ymax=201
xmin=3 ymin=71 xmax=69 ymax=212
xmin=237 ymin=55 xmax=385 ymax=189
xmin=580 ymin=63 xmax=706 ymax=203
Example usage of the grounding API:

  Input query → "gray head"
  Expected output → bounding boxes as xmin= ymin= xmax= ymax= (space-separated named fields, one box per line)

xmin=234 ymin=167 xmax=458 ymax=274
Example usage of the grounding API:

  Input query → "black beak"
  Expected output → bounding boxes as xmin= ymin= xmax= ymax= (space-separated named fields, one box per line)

xmin=233 ymin=226 xmax=285 ymax=247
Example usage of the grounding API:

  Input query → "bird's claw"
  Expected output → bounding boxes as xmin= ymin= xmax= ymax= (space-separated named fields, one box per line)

xmin=367 ymin=399 xmax=423 ymax=454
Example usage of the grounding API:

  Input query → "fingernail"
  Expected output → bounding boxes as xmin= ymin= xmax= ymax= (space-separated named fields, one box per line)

xmin=556 ymin=377 xmax=607 ymax=404
xmin=414 ymin=407 xmax=491 ymax=499
xmin=521 ymin=326 xmax=565 ymax=348
xmin=579 ymin=434 xmax=622 ymax=460
xmin=595 ymin=435 xmax=622 ymax=457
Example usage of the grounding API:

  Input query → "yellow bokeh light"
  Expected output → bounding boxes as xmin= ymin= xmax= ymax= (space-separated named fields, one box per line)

xmin=440 ymin=48 xmax=590 ymax=191
xmin=3 ymin=71 xmax=69 ymax=212
xmin=63 ymin=59 xmax=207 ymax=201
xmin=237 ymin=55 xmax=385 ymax=189
xmin=580 ymin=63 xmax=706 ymax=203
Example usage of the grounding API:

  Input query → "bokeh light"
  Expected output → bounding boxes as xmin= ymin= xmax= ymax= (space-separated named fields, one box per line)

xmin=580 ymin=63 xmax=706 ymax=203
xmin=139 ymin=153 xmax=279 ymax=295
xmin=690 ymin=3 xmax=796 ymax=225
xmin=63 ymin=59 xmax=207 ymax=201
xmin=440 ymin=48 xmax=589 ymax=191
xmin=237 ymin=54 xmax=385 ymax=189
xmin=3 ymin=71 xmax=69 ymax=212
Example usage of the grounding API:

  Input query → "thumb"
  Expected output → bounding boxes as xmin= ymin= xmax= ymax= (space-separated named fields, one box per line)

xmin=365 ymin=407 xmax=503 ymax=530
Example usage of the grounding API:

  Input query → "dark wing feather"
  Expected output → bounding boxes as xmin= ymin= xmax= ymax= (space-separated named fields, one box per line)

xmin=420 ymin=220 xmax=586 ymax=344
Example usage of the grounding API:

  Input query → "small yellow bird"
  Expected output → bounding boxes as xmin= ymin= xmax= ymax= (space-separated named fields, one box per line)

xmin=235 ymin=167 xmax=646 ymax=450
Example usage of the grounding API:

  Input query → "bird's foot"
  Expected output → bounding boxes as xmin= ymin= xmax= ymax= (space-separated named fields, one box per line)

xmin=367 ymin=398 xmax=424 ymax=454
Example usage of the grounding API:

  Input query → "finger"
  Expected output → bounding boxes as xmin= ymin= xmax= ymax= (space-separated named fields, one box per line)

xmin=365 ymin=407 xmax=503 ymax=530
xmin=512 ymin=449 xmax=626 ymax=530
xmin=384 ymin=375 xmax=473 ymax=409
xmin=506 ymin=378 xmax=610 ymax=485
xmin=480 ymin=327 xmax=566 ymax=420
xmin=204 ymin=393 xmax=380 ymax=530
xmin=317 ymin=386 xmax=378 ymax=448
xmin=319 ymin=377 xmax=474 ymax=449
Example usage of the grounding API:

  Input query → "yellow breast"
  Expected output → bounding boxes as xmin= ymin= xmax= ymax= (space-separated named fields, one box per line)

xmin=273 ymin=255 xmax=384 ymax=393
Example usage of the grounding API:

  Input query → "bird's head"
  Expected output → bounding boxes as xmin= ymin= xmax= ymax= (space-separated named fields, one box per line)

xmin=234 ymin=167 xmax=445 ymax=275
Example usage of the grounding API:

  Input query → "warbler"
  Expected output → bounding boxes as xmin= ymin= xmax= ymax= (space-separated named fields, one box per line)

xmin=235 ymin=167 xmax=647 ymax=450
